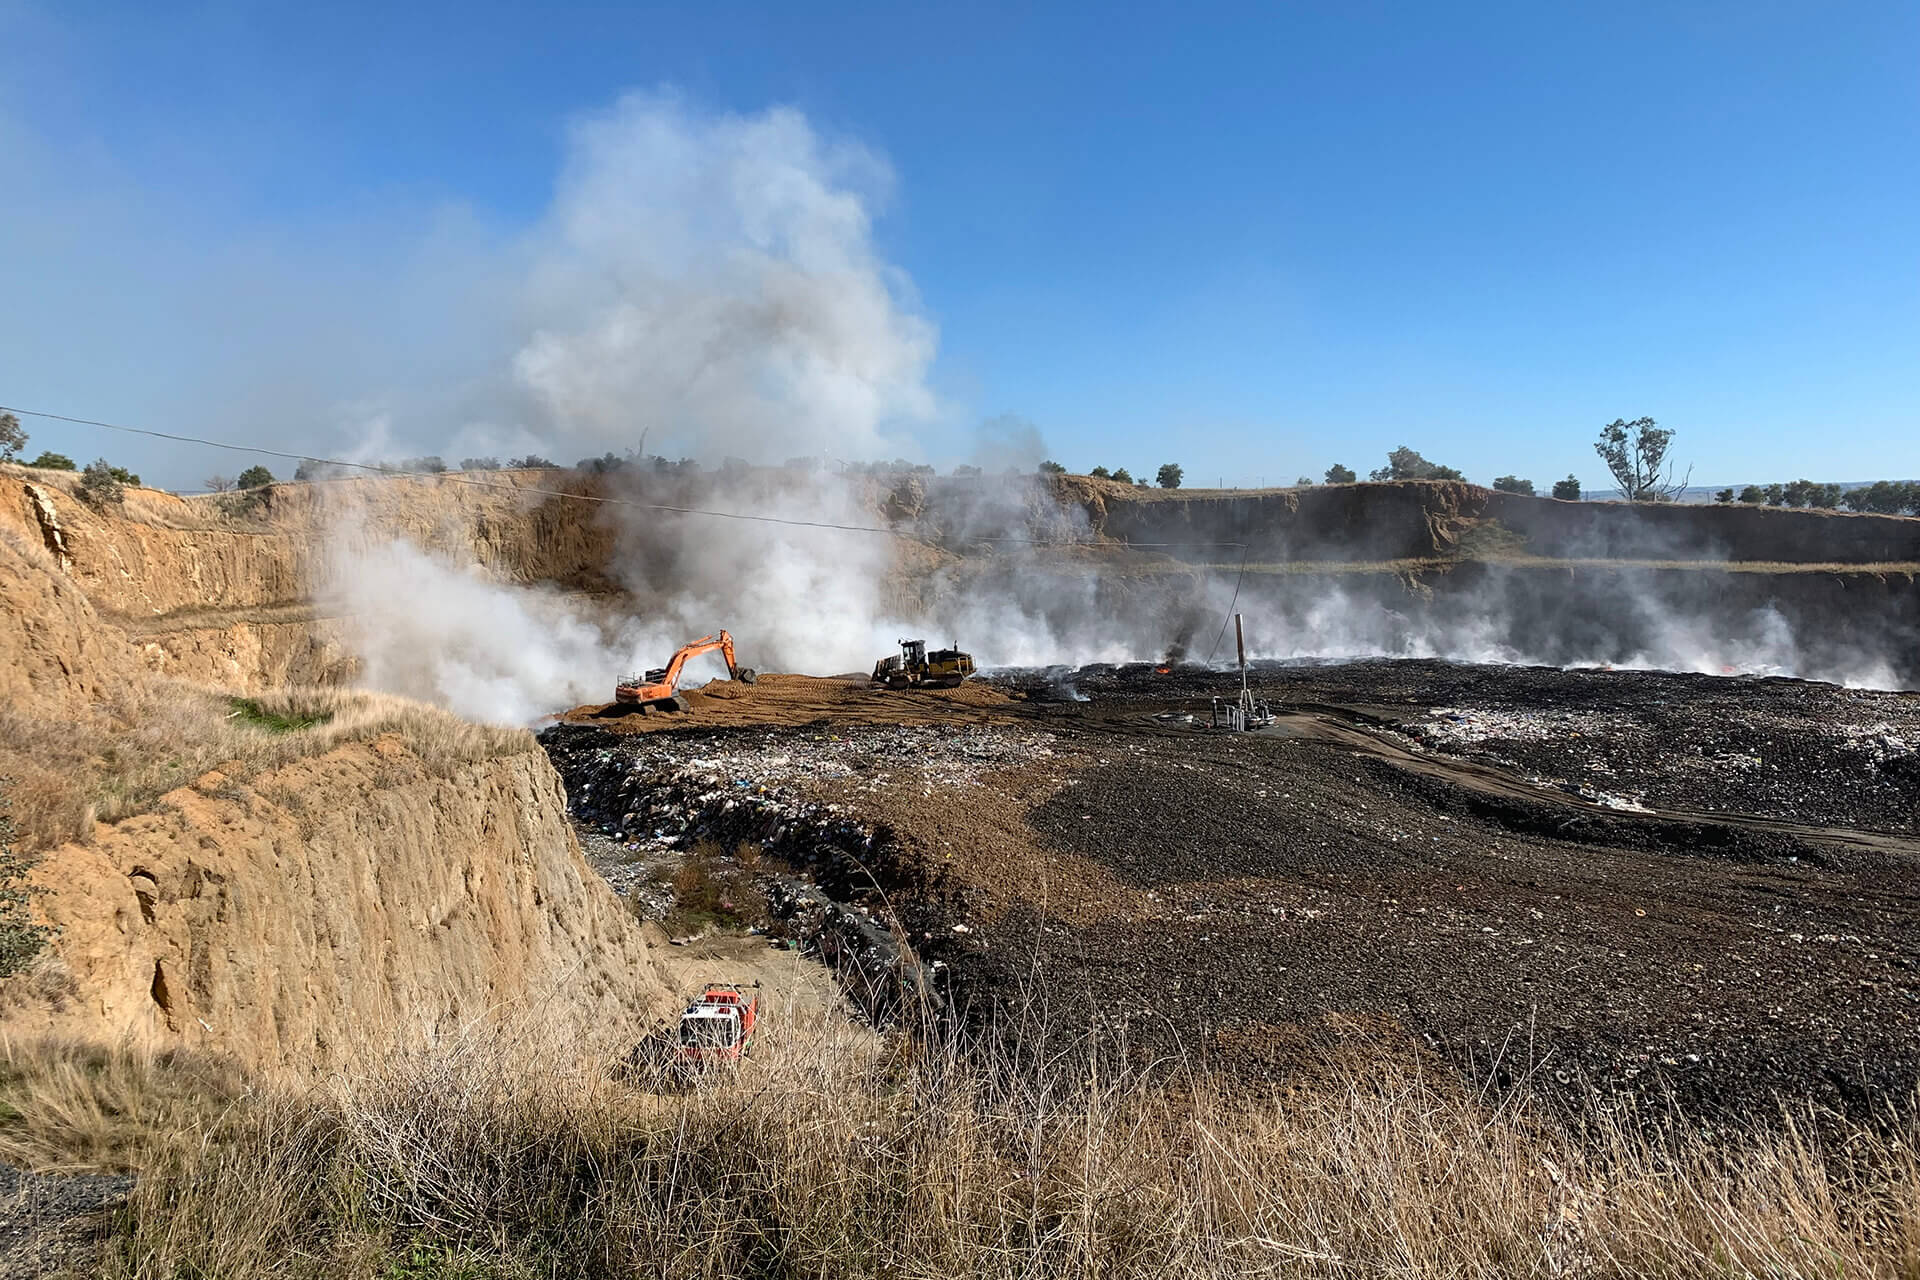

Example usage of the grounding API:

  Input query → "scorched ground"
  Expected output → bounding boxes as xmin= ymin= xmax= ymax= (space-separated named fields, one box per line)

xmin=548 ymin=662 xmax=1920 ymax=1127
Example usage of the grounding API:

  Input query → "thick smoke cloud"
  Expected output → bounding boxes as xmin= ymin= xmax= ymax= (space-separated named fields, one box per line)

xmin=296 ymin=92 xmax=1911 ymax=717
xmin=511 ymin=91 xmax=937 ymax=463
xmin=333 ymin=540 xmax=654 ymax=724
xmin=330 ymin=93 xmax=944 ymax=719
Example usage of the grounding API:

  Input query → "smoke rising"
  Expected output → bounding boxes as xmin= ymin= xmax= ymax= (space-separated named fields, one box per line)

xmin=511 ymin=91 xmax=938 ymax=464
xmin=40 ymin=82 xmax=1884 ymax=715
xmin=332 ymin=540 xmax=649 ymax=725
xmin=7 ymin=62 xmax=1904 ymax=713
xmin=312 ymin=91 xmax=952 ymax=720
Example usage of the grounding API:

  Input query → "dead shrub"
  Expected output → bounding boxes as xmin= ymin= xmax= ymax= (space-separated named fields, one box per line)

xmin=664 ymin=841 xmax=770 ymax=936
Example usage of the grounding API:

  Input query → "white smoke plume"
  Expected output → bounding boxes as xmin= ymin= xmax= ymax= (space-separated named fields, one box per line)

xmin=511 ymin=90 xmax=937 ymax=463
xmin=318 ymin=91 xmax=1913 ymax=721
xmin=333 ymin=540 xmax=653 ymax=724
xmin=329 ymin=91 xmax=948 ymax=720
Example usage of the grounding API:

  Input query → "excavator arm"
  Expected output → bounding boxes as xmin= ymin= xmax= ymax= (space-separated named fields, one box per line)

xmin=658 ymin=633 xmax=732 ymax=689
xmin=615 ymin=631 xmax=755 ymax=707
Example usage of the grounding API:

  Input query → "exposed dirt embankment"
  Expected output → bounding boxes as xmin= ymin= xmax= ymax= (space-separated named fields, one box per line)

xmin=1 ymin=468 xmax=675 ymax=1075
xmin=0 ymin=466 xmax=625 ymax=691
xmin=8 ymin=734 xmax=672 ymax=1073
xmin=1021 ymin=477 xmax=1920 ymax=566
xmin=0 ymin=526 xmax=139 ymax=718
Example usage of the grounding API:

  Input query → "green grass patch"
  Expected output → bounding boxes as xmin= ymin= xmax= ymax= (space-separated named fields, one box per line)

xmin=227 ymin=698 xmax=333 ymax=735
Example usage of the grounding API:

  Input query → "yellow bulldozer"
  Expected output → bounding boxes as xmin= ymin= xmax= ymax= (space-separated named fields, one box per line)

xmin=871 ymin=638 xmax=975 ymax=689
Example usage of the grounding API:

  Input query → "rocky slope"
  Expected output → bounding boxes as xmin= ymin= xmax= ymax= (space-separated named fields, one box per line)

xmin=0 ymin=466 xmax=621 ymax=693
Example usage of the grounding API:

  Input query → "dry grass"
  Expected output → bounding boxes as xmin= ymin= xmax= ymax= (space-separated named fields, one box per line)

xmin=2 ymin=1013 xmax=1911 ymax=1279
xmin=0 ymin=681 xmax=533 ymax=850
xmin=0 ymin=1036 xmax=247 ymax=1174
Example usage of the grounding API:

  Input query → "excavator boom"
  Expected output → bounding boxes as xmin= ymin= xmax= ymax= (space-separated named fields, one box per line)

xmin=615 ymin=630 xmax=756 ymax=707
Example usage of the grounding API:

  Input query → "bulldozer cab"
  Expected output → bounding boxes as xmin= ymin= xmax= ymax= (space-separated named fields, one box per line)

xmin=872 ymin=637 xmax=975 ymax=689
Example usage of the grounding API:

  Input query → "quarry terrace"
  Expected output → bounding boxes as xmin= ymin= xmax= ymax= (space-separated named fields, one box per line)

xmin=3 ymin=465 xmax=1918 ymax=1273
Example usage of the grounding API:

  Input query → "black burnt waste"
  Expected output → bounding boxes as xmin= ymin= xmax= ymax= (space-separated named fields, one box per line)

xmin=543 ymin=657 xmax=1920 ymax=1130
xmin=539 ymin=723 xmax=972 ymax=1024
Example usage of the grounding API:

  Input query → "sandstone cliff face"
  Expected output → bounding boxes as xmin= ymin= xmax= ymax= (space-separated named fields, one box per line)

xmin=11 ymin=736 xmax=672 ymax=1072
xmin=124 ymin=611 xmax=358 ymax=692
xmin=0 ymin=526 xmax=138 ymax=718
xmin=1 ymin=466 xmax=673 ymax=1073
xmin=0 ymin=467 xmax=622 ymax=693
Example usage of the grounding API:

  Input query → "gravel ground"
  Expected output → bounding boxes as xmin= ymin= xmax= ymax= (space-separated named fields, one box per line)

xmin=0 ymin=1162 xmax=132 ymax=1279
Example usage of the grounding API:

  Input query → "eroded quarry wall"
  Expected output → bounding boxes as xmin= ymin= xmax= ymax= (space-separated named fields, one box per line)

xmin=900 ymin=479 xmax=1920 ymax=686
xmin=8 ymin=464 xmax=1916 ymax=698
xmin=1048 ymin=478 xmax=1920 ymax=565
xmin=13 ymin=739 xmax=669 ymax=1071
xmin=1 ymin=468 xmax=622 ymax=693
xmin=1 ymin=467 xmax=671 ymax=1072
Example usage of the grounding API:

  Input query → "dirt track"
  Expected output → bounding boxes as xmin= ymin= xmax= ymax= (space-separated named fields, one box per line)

xmin=551 ymin=660 xmax=1920 ymax=1124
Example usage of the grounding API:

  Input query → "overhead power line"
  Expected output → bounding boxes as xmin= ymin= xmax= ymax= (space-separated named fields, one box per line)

xmin=6 ymin=400 xmax=1263 ymax=669
xmin=0 ymin=403 xmax=1247 ymax=553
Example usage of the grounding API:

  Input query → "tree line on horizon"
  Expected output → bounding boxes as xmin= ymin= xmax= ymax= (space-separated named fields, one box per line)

xmin=1713 ymin=479 xmax=1920 ymax=515
xmin=7 ymin=410 xmax=1914 ymax=513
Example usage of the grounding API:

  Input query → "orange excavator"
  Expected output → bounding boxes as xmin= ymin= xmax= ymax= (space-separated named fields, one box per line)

xmin=615 ymin=631 xmax=756 ymax=712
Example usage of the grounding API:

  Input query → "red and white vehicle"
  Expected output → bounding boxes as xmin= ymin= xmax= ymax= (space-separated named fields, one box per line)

xmin=675 ymin=983 xmax=759 ymax=1065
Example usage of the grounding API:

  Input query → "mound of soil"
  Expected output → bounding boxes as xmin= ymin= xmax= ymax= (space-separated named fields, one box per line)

xmin=557 ymin=672 xmax=1018 ymax=734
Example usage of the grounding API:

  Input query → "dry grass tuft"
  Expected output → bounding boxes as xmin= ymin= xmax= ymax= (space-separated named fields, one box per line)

xmin=0 ymin=1036 xmax=247 ymax=1174
xmin=0 ymin=1014 xmax=1907 ymax=1279
xmin=0 ymin=681 xmax=533 ymax=849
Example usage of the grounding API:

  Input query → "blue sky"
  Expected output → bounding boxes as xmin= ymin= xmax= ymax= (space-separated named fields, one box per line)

xmin=2 ymin=1 xmax=1915 ymax=490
